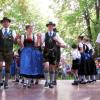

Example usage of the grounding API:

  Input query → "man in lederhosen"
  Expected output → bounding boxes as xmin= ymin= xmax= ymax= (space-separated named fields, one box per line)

xmin=43 ymin=22 xmax=66 ymax=88
xmin=0 ymin=17 xmax=17 ymax=89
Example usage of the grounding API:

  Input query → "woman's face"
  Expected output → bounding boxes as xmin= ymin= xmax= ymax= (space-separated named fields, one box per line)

xmin=26 ymin=26 xmax=33 ymax=34
xmin=78 ymin=38 xmax=81 ymax=42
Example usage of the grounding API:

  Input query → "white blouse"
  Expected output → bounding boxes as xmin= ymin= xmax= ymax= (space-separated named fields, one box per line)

xmin=71 ymin=49 xmax=81 ymax=60
xmin=96 ymin=33 xmax=100 ymax=43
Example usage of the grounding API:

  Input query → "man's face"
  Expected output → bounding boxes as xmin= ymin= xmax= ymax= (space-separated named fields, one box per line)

xmin=48 ymin=25 xmax=54 ymax=31
xmin=2 ymin=20 xmax=10 ymax=28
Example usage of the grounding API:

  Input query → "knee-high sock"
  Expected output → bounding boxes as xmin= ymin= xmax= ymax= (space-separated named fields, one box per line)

xmin=92 ymin=75 xmax=96 ymax=80
xmin=16 ymin=70 xmax=20 ymax=79
xmin=44 ymin=70 xmax=49 ymax=83
xmin=87 ymin=75 xmax=91 ymax=81
xmin=50 ymin=71 xmax=54 ymax=83
xmin=79 ymin=75 xmax=84 ymax=81
xmin=5 ymin=73 xmax=10 ymax=83
xmin=54 ymin=71 xmax=57 ymax=82
xmin=83 ymin=75 xmax=86 ymax=81
xmin=0 ymin=72 xmax=3 ymax=82
xmin=73 ymin=73 xmax=78 ymax=81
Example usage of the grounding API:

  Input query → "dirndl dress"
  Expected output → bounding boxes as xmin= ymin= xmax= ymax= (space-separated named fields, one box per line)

xmin=88 ymin=50 xmax=97 ymax=75
xmin=78 ymin=44 xmax=91 ymax=75
xmin=20 ymin=39 xmax=44 ymax=78
xmin=78 ymin=44 xmax=97 ymax=76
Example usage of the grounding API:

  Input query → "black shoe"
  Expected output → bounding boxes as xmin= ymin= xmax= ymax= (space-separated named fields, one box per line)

xmin=35 ymin=80 xmax=39 ymax=85
xmin=49 ymin=83 xmax=54 ymax=88
xmin=80 ymin=81 xmax=87 ymax=84
xmin=0 ymin=82 xmax=3 ymax=87
xmin=93 ymin=80 xmax=96 ymax=82
xmin=16 ymin=78 xmax=19 ymax=82
xmin=21 ymin=79 xmax=24 ymax=84
xmin=72 ymin=81 xmax=78 ymax=85
xmin=4 ymin=82 xmax=9 ymax=89
xmin=52 ymin=81 xmax=57 ymax=85
xmin=87 ymin=80 xmax=92 ymax=83
xmin=44 ymin=82 xmax=49 ymax=87
xmin=90 ymin=80 xmax=96 ymax=83
xmin=27 ymin=84 xmax=31 ymax=88
xmin=31 ymin=80 xmax=34 ymax=84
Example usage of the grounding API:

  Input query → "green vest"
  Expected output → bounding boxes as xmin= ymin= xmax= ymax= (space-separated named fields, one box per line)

xmin=0 ymin=29 xmax=13 ymax=52
xmin=45 ymin=32 xmax=57 ymax=49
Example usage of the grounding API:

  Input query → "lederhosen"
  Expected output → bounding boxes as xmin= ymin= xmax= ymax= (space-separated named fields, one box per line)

xmin=56 ymin=46 xmax=61 ymax=64
xmin=0 ymin=29 xmax=14 ymax=65
xmin=43 ymin=32 xmax=58 ymax=65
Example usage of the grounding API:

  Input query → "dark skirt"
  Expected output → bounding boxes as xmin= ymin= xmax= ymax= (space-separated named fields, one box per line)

xmin=72 ymin=59 xmax=80 ymax=70
xmin=78 ymin=53 xmax=97 ymax=75
xmin=78 ymin=53 xmax=89 ymax=75
xmin=20 ymin=47 xmax=44 ymax=78
xmin=88 ymin=57 xmax=97 ymax=75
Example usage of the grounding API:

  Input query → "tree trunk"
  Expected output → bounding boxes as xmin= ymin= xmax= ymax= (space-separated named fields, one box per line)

xmin=83 ymin=9 xmax=92 ymax=40
xmin=95 ymin=0 xmax=100 ymax=57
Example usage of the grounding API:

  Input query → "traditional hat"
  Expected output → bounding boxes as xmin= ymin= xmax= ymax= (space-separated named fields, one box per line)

xmin=46 ymin=22 xmax=56 ymax=27
xmin=0 ymin=17 xmax=11 ymax=23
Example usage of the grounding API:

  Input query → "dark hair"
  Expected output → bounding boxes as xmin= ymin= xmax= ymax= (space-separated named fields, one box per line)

xmin=78 ymin=36 xmax=84 ymax=40
xmin=71 ymin=43 xmax=78 ymax=49
xmin=25 ymin=25 xmax=32 ymax=30
xmin=53 ymin=28 xmax=58 ymax=32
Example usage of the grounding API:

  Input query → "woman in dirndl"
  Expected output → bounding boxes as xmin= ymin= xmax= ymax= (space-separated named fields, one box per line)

xmin=78 ymin=36 xmax=88 ymax=84
xmin=20 ymin=25 xmax=43 ymax=88
xmin=84 ymin=37 xmax=97 ymax=83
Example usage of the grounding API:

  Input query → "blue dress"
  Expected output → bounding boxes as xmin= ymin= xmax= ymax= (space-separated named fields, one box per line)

xmin=20 ymin=37 xmax=44 ymax=78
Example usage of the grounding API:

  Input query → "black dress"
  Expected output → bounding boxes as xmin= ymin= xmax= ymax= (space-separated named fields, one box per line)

xmin=78 ymin=44 xmax=97 ymax=76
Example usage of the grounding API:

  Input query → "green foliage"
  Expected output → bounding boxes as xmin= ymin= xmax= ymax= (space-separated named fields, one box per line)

xmin=52 ymin=0 xmax=99 ymax=46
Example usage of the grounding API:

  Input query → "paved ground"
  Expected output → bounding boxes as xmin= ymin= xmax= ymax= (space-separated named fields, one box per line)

xmin=0 ymin=80 xmax=99 ymax=100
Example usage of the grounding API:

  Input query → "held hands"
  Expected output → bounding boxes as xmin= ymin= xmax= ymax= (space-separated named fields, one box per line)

xmin=16 ymin=34 xmax=21 ymax=39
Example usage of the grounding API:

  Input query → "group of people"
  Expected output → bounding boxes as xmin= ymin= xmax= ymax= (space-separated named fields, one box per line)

xmin=0 ymin=16 xmax=99 ymax=89
xmin=71 ymin=36 xmax=97 ymax=85
xmin=0 ymin=17 xmax=66 ymax=89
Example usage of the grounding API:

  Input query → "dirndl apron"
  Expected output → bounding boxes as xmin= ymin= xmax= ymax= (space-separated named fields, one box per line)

xmin=20 ymin=47 xmax=44 ymax=78
xmin=78 ymin=44 xmax=91 ymax=75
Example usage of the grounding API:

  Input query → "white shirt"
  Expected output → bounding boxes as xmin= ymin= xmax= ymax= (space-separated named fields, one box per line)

xmin=78 ymin=42 xmax=84 ymax=48
xmin=2 ymin=28 xmax=16 ymax=39
xmin=71 ymin=49 xmax=81 ymax=60
xmin=41 ymin=31 xmax=66 ymax=46
xmin=96 ymin=33 xmax=100 ymax=43
xmin=85 ymin=43 xmax=93 ymax=50
xmin=85 ymin=42 xmax=94 ymax=55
